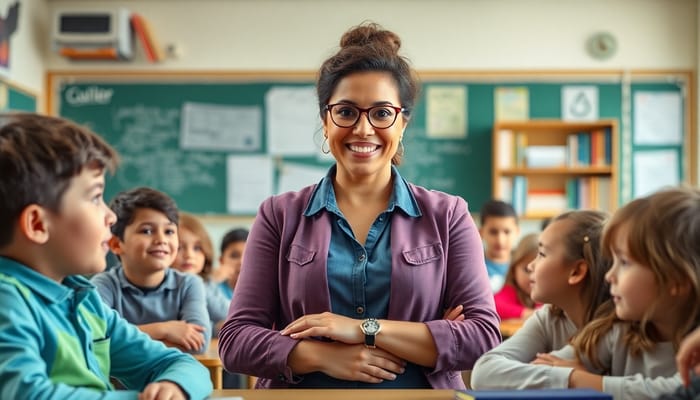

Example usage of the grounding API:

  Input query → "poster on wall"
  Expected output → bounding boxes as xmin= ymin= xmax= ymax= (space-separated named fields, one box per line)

xmin=0 ymin=1 xmax=19 ymax=76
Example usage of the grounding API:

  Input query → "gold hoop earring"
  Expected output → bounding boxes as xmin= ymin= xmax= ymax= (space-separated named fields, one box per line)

xmin=321 ymin=137 xmax=330 ymax=154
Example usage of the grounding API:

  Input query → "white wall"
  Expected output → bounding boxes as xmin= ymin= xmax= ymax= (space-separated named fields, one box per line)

xmin=46 ymin=0 xmax=697 ymax=71
xmin=3 ymin=0 xmax=48 ymax=104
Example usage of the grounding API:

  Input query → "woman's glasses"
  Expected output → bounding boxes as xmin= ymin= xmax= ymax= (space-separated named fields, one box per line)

xmin=325 ymin=103 xmax=405 ymax=129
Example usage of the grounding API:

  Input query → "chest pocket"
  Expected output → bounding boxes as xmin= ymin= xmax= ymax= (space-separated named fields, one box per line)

xmin=92 ymin=337 xmax=112 ymax=380
xmin=286 ymin=244 xmax=315 ymax=267
xmin=402 ymin=243 xmax=443 ymax=266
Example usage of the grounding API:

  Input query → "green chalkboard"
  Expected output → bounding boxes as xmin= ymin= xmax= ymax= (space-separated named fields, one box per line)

xmin=4 ymin=81 xmax=37 ymax=112
xmin=51 ymin=72 xmax=692 ymax=215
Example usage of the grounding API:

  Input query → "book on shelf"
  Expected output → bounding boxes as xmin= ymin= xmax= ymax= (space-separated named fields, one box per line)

xmin=498 ymin=177 xmax=513 ymax=205
xmin=576 ymin=132 xmax=591 ymax=166
xmin=566 ymin=134 xmax=578 ymax=167
xmin=604 ymin=127 xmax=612 ymax=164
xmin=526 ymin=189 xmax=567 ymax=215
xmin=525 ymin=145 xmax=567 ymax=168
xmin=591 ymin=128 xmax=607 ymax=166
xmin=455 ymin=389 xmax=612 ymax=399
xmin=512 ymin=176 xmax=527 ymax=216
xmin=565 ymin=177 xmax=611 ymax=211
xmin=497 ymin=129 xmax=514 ymax=168
xmin=514 ymin=132 xmax=527 ymax=167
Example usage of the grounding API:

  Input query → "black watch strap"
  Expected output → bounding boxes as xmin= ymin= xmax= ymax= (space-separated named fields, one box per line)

xmin=364 ymin=332 xmax=376 ymax=348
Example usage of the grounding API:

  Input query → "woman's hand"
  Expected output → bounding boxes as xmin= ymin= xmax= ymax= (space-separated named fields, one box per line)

xmin=280 ymin=312 xmax=363 ymax=344
xmin=443 ymin=305 xmax=464 ymax=321
xmin=531 ymin=353 xmax=585 ymax=370
xmin=289 ymin=340 xmax=405 ymax=383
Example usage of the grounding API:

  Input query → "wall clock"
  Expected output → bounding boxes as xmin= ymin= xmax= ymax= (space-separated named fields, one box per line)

xmin=586 ymin=31 xmax=617 ymax=60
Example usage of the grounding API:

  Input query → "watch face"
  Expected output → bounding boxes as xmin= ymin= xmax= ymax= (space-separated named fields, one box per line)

xmin=362 ymin=319 xmax=380 ymax=334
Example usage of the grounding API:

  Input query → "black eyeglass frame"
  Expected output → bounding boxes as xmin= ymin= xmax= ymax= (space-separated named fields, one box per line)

xmin=325 ymin=103 xmax=406 ymax=129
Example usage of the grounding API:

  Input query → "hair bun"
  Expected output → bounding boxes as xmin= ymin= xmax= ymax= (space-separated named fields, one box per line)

xmin=339 ymin=22 xmax=401 ymax=55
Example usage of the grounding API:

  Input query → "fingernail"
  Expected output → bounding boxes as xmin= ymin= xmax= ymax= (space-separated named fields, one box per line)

xmin=399 ymin=368 xmax=405 ymax=374
xmin=389 ymin=374 xmax=397 ymax=380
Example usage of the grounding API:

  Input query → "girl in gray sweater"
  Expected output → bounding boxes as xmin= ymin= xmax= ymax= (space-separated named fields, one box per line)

xmin=472 ymin=210 xmax=611 ymax=388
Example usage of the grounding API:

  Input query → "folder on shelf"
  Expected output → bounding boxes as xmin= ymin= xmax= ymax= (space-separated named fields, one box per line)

xmin=59 ymin=47 xmax=120 ymax=60
xmin=131 ymin=13 xmax=164 ymax=62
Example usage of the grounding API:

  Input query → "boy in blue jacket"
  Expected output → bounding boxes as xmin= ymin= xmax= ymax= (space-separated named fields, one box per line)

xmin=0 ymin=113 xmax=212 ymax=399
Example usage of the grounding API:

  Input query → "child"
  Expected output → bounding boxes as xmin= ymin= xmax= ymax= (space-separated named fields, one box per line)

xmin=91 ymin=187 xmax=211 ymax=354
xmin=214 ymin=228 xmax=248 ymax=300
xmin=677 ymin=325 xmax=700 ymax=387
xmin=172 ymin=212 xmax=230 ymax=334
xmin=494 ymin=232 xmax=539 ymax=320
xmin=471 ymin=210 xmax=611 ymax=389
xmin=0 ymin=113 xmax=211 ymax=398
xmin=480 ymin=200 xmax=520 ymax=292
xmin=534 ymin=188 xmax=700 ymax=399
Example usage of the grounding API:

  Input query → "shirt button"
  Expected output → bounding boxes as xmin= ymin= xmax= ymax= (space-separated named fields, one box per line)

xmin=356 ymin=306 xmax=364 ymax=314
xmin=358 ymin=254 xmax=366 ymax=262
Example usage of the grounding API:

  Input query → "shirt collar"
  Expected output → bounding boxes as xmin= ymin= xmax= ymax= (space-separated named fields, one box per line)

xmin=0 ymin=256 xmax=94 ymax=304
xmin=304 ymin=165 xmax=421 ymax=218
xmin=116 ymin=266 xmax=178 ymax=291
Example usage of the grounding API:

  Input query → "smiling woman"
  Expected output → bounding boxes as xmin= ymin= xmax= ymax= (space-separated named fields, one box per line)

xmin=217 ymin=22 xmax=501 ymax=390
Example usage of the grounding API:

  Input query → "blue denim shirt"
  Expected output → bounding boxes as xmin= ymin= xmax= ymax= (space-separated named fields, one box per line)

xmin=300 ymin=165 xmax=429 ymax=388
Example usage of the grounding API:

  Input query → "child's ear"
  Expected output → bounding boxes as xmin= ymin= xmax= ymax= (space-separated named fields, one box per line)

xmin=108 ymin=235 xmax=123 ymax=255
xmin=670 ymin=282 xmax=691 ymax=297
xmin=568 ymin=260 xmax=589 ymax=285
xmin=18 ymin=205 xmax=50 ymax=245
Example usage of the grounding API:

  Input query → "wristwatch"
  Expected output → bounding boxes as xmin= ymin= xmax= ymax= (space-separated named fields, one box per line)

xmin=360 ymin=318 xmax=381 ymax=348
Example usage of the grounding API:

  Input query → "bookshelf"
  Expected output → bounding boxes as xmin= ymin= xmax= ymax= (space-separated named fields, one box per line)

xmin=493 ymin=120 xmax=618 ymax=219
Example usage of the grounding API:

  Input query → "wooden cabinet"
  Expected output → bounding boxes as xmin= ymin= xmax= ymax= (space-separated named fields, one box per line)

xmin=492 ymin=120 xmax=618 ymax=219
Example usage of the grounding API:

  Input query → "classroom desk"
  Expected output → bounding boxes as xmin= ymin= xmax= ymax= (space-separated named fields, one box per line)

xmin=209 ymin=389 xmax=455 ymax=399
xmin=195 ymin=338 xmax=223 ymax=390
xmin=499 ymin=318 xmax=525 ymax=338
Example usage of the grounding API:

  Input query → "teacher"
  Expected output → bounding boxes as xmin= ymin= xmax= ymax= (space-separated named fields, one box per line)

xmin=218 ymin=21 xmax=500 ymax=389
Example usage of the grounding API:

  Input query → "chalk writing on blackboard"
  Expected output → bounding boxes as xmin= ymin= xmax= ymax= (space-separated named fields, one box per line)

xmin=112 ymin=105 xmax=222 ymax=195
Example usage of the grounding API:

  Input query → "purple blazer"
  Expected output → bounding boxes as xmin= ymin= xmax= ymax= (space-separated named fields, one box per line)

xmin=218 ymin=183 xmax=501 ymax=388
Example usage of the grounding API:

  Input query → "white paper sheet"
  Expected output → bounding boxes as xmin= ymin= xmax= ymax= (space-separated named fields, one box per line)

xmin=277 ymin=162 xmax=327 ymax=194
xmin=633 ymin=150 xmax=680 ymax=198
xmin=633 ymin=91 xmax=682 ymax=145
xmin=426 ymin=86 xmax=467 ymax=138
xmin=266 ymin=86 xmax=320 ymax=155
xmin=562 ymin=86 xmax=599 ymax=121
xmin=180 ymin=102 xmax=261 ymax=151
xmin=227 ymin=155 xmax=274 ymax=214
xmin=495 ymin=87 xmax=529 ymax=121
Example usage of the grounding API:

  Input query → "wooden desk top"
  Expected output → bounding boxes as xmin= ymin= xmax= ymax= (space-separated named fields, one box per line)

xmin=210 ymin=389 xmax=455 ymax=399
xmin=194 ymin=338 xmax=222 ymax=367
xmin=499 ymin=318 xmax=524 ymax=338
